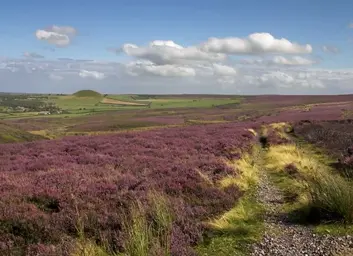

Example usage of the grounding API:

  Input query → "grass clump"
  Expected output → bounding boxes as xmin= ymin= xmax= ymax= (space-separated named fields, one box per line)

xmin=122 ymin=192 xmax=174 ymax=256
xmin=264 ymin=144 xmax=321 ymax=175
xmin=308 ymin=171 xmax=353 ymax=223
xmin=69 ymin=192 xmax=174 ymax=256
xmin=263 ymin=133 xmax=353 ymax=227
xmin=148 ymin=192 xmax=173 ymax=256
xmin=247 ymin=128 xmax=257 ymax=137
xmin=208 ymin=193 xmax=264 ymax=235
xmin=220 ymin=146 xmax=261 ymax=192
xmin=72 ymin=240 xmax=111 ymax=256
xmin=197 ymin=146 xmax=264 ymax=256
xmin=123 ymin=201 xmax=152 ymax=256
xmin=197 ymin=193 xmax=264 ymax=256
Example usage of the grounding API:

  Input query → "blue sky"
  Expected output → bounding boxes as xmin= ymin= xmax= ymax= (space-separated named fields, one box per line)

xmin=0 ymin=0 xmax=353 ymax=94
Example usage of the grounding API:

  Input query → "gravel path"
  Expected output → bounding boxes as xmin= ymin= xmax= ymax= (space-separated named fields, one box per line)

xmin=250 ymin=171 xmax=353 ymax=256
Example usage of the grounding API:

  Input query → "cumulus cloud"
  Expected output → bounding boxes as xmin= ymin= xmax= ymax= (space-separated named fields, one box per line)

xmin=201 ymin=33 xmax=312 ymax=54
xmin=114 ymin=32 xmax=316 ymax=88
xmin=126 ymin=60 xmax=196 ymax=77
xmin=260 ymin=71 xmax=295 ymax=87
xmin=2 ymin=39 xmax=352 ymax=95
xmin=79 ymin=70 xmax=105 ymax=80
xmin=322 ymin=45 xmax=339 ymax=54
xmin=49 ymin=25 xmax=77 ymax=35
xmin=241 ymin=56 xmax=315 ymax=66
xmin=35 ymin=25 xmax=77 ymax=47
xmin=271 ymin=56 xmax=316 ymax=65
xmin=119 ymin=40 xmax=226 ymax=65
xmin=239 ymin=69 xmax=325 ymax=90
xmin=212 ymin=63 xmax=237 ymax=76
xmin=23 ymin=52 xmax=44 ymax=59
xmin=217 ymin=76 xmax=237 ymax=85
xmin=240 ymin=58 xmax=265 ymax=65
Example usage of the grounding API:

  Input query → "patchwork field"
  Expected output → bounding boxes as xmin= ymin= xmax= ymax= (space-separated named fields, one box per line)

xmin=100 ymin=98 xmax=148 ymax=106
xmin=1 ymin=93 xmax=353 ymax=255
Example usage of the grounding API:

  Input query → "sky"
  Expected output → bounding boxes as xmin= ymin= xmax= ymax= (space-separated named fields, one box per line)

xmin=1 ymin=0 xmax=353 ymax=94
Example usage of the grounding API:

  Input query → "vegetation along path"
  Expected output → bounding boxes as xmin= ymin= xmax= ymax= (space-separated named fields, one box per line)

xmin=251 ymin=124 xmax=353 ymax=256
xmin=251 ymin=170 xmax=353 ymax=256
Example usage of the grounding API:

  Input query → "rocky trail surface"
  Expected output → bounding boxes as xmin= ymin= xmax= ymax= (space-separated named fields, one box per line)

xmin=250 ymin=171 xmax=353 ymax=256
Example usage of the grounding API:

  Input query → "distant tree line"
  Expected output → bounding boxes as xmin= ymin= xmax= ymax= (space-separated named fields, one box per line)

xmin=0 ymin=95 xmax=62 ymax=113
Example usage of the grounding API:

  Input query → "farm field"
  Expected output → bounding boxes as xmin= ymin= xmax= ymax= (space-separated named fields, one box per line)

xmin=0 ymin=91 xmax=244 ymax=120
xmin=1 ymin=93 xmax=353 ymax=255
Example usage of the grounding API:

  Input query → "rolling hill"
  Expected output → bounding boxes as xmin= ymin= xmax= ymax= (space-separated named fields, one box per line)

xmin=72 ymin=90 xmax=102 ymax=98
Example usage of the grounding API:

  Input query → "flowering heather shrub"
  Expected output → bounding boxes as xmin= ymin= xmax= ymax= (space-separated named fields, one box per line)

xmin=265 ymin=128 xmax=291 ymax=146
xmin=0 ymin=123 xmax=255 ymax=255
xmin=257 ymin=102 xmax=353 ymax=124
xmin=284 ymin=163 xmax=300 ymax=178
xmin=260 ymin=124 xmax=292 ymax=148
xmin=343 ymin=155 xmax=353 ymax=167
xmin=133 ymin=116 xmax=185 ymax=125
xmin=294 ymin=120 xmax=353 ymax=168
xmin=246 ymin=95 xmax=353 ymax=108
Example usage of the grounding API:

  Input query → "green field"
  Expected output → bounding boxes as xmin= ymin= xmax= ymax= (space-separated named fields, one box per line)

xmin=106 ymin=94 xmax=243 ymax=109
xmin=0 ymin=91 xmax=244 ymax=120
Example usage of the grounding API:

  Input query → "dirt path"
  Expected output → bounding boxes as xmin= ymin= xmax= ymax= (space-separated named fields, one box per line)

xmin=101 ymin=98 xmax=148 ymax=106
xmin=250 ymin=169 xmax=353 ymax=256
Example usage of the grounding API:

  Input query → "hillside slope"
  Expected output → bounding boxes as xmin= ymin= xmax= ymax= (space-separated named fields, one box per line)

xmin=0 ymin=122 xmax=46 ymax=143
xmin=73 ymin=90 xmax=102 ymax=98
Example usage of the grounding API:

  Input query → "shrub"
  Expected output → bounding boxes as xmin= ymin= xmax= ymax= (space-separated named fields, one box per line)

xmin=0 ymin=123 xmax=256 ymax=255
xmin=308 ymin=171 xmax=353 ymax=223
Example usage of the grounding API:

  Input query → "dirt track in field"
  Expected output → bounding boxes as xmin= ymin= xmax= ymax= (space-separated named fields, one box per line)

xmin=101 ymin=98 xmax=148 ymax=106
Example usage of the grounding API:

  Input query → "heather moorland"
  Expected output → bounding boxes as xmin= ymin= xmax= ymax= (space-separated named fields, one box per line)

xmin=1 ymin=93 xmax=353 ymax=255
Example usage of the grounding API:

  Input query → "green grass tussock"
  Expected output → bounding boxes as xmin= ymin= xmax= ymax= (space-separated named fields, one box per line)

xmin=122 ymin=192 xmax=174 ymax=256
xmin=308 ymin=171 xmax=353 ymax=223
xmin=262 ymin=123 xmax=353 ymax=227
xmin=123 ymin=201 xmax=151 ymax=256
xmin=197 ymin=145 xmax=264 ymax=256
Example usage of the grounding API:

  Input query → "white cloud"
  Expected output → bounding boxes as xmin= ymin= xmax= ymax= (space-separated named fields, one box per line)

xmin=261 ymin=71 xmax=295 ymax=87
xmin=126 ymin=60 xmax=196 ymax=77
xmin=322 ymin=45 xmax=339 ymax=54
xmin=79 ymin=70 xmax=106 ymax=80
xmin=120 ymin=40 xmax=226 ymax=65
xmin=245 ymin=68 xmax=327 ymax=90
xmin=241 ymin=56 xmax=315 ymax=66
xmin=23 ymin=52 xmax=44 ymax=59
xmin=212 ymin=63 xmax=237 ymax=76
xmin=1 ymin=57 xmax=352 ymax=94
xmin=36 ymin=30 xmax=70 ymax=47
xmin=35 ymin=25 xmax=77 ymax=47
xmin=201 ymin=33 xmax=312 ymax=54
xmin=150 ymin=40 xmax=183 ymax=49
xmin=217 ymin=76 xmax=237 ymax=84
xmin=49 ymin=25 xmax=77 ymax=35
xmin=240 ymin=58 xmax=264 ymax=65
xmin=271 ymin=56 xmax=315 ymax=65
